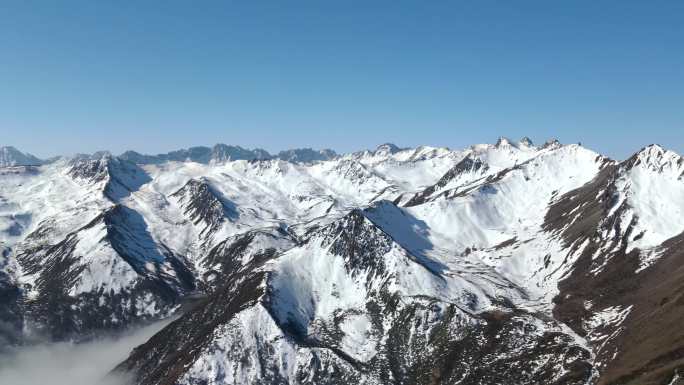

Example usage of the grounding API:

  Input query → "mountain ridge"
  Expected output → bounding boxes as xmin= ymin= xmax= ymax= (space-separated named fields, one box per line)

xmin=1 ymin=137 xmax=683 ymax=385
xmin=0 ymin=137 xmax=599 ymax=167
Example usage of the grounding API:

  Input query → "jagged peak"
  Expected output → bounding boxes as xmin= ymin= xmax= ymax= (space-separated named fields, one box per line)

xmin=314 ymin=202 xmax=418 ymax=257
xmin=120 ymin=144 xmax=342 ymax=164
xmin=518 ymin=136 xmax=534 ymax=147
xmin=0 ymin=146 xmax=44 ymax=167
xmin=541 ymin=138 xmax=562 ymax=150
xmin=277 ymin=147 xmax=338 ymax=162
xmin=402 ymin=155 xmax=490 ymax=207
xmin=405 ymin=145 xmax=453 ymax=160
xmin=173 ymin=177 xmax=212 ymax=193
xmin=434 ymin=156 xmax=488 ymax=187
xmin=171 ymin=178 xmax=237 ymax=234
xmin=636 ymin=144 xmax=667 ymax=158
xmin=314 ymin=208 xmax=393 ymax=263
xmin=66 ymin=154 xmax=140 ymax=179
xmin=91 ymin=150 xmax=113 ymax=159
xmin=65 ymin=155 xmax=151 ymax=202
xmin=210 ymin=143 xmax=271 ymax=163
xmin=347 ymin=143 xmax=457 ymax=164
xmin=490 ymin=136 xmax=541 ymax=151
xmin=495 ymin=136 xmax=512 ymax=148
xmin=70 ymin=150 xmax=113 ymax=161
xmin=66 ymin=154 xmax=114 ymax=183
xmin=0 ymin=145 xmax=24 ymax=155
xmin=119 ymin=144 xmax=270 ymax=165
xmin=374 ymin=142 xmax=402 ymax=155
xmin=624 ymin=144 xmax=683 ymax=172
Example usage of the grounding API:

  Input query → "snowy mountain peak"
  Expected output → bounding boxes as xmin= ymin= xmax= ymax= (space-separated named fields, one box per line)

xmin=494 ymin=136 xmax=543 ymax=150
xmin=0 ymin=146 xmax=43 ymax=167
xmin=171 ymin=178 xmax=237 ymax=237
xmin=542 ymin=138 xmax=562 ymax=150
xmin=626 ymin=144 xmax=682 ymax=172
xmin=404 ymin=155 xmax=489 ymax=206
xmin=210 ymin=143 xmax=271 ymax=163
xmin=314 ymin=208 xmax=394 ymax=276
xmin=374 ymin=142 xmax=402 ymax=155
xmin=495 ymin=136 xmax=512 ymax=147
xmin=518 ymin=136 xmax=534 ymax=147
xmin=67 ymin=154 xmax=113 ymax=183
xmin=67 ymin=155 xmax=151 ymax=201
xmin=92 ymin=150 xmax=113 ymax=159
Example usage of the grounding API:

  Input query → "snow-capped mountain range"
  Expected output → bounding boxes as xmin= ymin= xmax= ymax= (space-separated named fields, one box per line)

xmin=1 ymin=138 xmax=683 ymax=385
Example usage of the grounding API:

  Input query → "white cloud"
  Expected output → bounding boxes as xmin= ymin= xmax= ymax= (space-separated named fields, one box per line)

xmin=0 ymin=320 xmax=171 ymax=385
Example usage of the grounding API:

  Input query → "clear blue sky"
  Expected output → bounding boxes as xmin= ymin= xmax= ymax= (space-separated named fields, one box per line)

xmin=1 ymin=1 xmax=682 ymax=159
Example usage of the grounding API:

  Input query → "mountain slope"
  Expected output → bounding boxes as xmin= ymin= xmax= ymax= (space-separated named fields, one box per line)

xmin=544 ymin=145 xmax=684 ymax=385
xmin=117 ymin=206 xmax=592 ymax=385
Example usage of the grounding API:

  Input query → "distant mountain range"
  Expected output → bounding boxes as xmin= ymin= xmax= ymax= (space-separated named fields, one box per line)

xmin=0 ymin=144 xmax=340 ymax=167
xmin=0 ymin=146 xmax=44 ymax=167
xmin=1 ymin=137 xmax=683 ymax=385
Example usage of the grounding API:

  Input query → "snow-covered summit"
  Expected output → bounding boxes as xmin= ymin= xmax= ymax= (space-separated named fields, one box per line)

xmin=601 ymin=144 xmax=684 ymax=253
xmin=519 ymin=136 xmax=534 ymax=147
xmin=373 ymin=142 xmax=403 ymax=156
xmin=0 ymin=146 xmax=43 ymax=167
xmin=625 ymin=144 xmax=683 ymax=174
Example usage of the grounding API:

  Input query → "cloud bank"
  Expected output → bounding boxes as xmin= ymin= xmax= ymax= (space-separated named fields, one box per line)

xmin=0 ymin=320 xmax=170 ymax=385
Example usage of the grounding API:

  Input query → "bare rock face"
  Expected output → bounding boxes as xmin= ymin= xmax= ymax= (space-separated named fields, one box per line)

xmin=171 ymin=178 xmax=238 ymax=238
xmin=404 ymin=156 xmax=489 ymax=206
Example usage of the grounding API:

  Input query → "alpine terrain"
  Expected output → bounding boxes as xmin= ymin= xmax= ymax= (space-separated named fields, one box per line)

xmin=1 ymin=139 xmax=683 ymax=385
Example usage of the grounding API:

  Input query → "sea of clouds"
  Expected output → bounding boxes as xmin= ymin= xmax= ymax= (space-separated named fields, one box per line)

xmin=0 ymin=320 xmax=171 ymax=385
